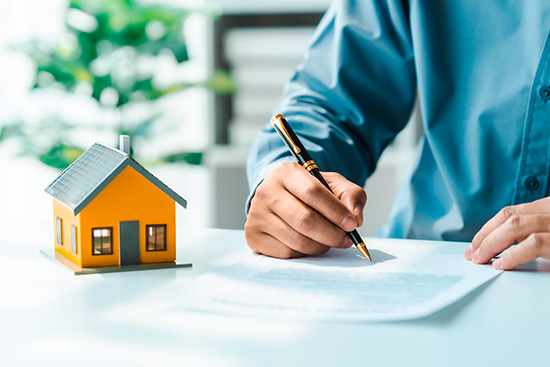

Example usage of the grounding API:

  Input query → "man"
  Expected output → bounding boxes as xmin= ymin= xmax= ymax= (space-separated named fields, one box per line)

xmin=245 ymin=0 xmax=550 ymax=270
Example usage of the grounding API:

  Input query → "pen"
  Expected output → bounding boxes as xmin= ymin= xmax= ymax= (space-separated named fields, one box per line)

xmin=270 ymin=114 xmax=373 ymax=261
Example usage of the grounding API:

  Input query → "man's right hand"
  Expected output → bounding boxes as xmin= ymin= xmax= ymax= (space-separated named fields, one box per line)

xmin=244 ymin=162 xmax=367 ymax=258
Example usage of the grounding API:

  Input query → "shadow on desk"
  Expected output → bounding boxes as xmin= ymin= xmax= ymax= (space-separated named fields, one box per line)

xmin=397 ymin=279 xmax=495 ymax=326
xmin=511 ymin=258 xmax=550 ymax=273
xmin=288 ymin=248 xmax=396 ymax=268
xmin=403 ymin=258 xmax=550 ymax=326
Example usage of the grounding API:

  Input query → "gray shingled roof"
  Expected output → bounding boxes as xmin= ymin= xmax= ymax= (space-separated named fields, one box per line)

xmin=45 ymin=143 xmax=187 ymax=215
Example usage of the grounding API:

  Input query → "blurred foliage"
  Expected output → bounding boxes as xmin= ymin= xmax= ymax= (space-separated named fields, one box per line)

xmin=9 ymin=0 xmax=235 ymax=169
xmin=39 ymin=143 xmax=86 ymax=169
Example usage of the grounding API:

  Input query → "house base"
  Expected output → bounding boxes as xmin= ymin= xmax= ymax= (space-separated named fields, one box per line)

xmin=40 ymin=249 xmax=192 ymax=275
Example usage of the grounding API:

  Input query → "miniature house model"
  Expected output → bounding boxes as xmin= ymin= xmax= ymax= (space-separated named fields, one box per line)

xmin=45 ymin=136 xmax=187 ymax=269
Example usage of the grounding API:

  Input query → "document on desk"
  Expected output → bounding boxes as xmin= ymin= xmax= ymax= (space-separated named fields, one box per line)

xmin=170 ymin=239 xmax=502 ymax=321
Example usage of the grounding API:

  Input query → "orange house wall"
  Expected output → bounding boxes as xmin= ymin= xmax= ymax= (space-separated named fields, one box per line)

xmin=53 ymin=200 xmax=82 ymax=267
xmin=53 ymin=165 xmax=177 ymax=268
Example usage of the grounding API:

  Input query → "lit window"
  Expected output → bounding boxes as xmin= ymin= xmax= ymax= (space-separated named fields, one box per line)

xmin=146 ymin=225 xmax=166 ymax=251
xmin=56 ymin=217 xmax=63 ymax=245
xmin=71 ymin=225 xmax=78 ymax=254
xmin=92 ymin=227 xmax=113 ymax=255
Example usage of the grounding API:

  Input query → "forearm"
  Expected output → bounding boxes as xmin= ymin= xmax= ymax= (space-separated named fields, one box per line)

xmin=247 ymin=0 xmax=417 ymax=194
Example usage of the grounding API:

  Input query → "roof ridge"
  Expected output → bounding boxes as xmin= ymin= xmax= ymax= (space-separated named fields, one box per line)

xmin=45 ymin=142 xmax=187 ymax=215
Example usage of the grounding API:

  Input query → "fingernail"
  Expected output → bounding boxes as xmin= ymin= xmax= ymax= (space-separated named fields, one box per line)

xmin=472 ymin=249 xmax=480 ymax=263
xmin=342 ymin=237 xmax=353 ymax=248
xmin=341 ymin=216 xmax=356 ymax=232
xmin=464 ymin=245 xmax=472 ymax=260
xmin=493 ymin=258 xmax=503 ymax=270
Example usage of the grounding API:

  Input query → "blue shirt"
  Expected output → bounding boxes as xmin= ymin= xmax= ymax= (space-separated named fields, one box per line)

xmin=246 ymin=0 xmax=550 ymax=241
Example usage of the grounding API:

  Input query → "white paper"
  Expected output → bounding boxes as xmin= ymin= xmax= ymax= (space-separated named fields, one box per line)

xmin=169 ymin=240 xmax=502 ymax=321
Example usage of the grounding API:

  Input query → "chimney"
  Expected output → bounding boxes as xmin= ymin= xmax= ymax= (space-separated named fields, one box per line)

xmin=119 ymin=135 xmax=130 ymax=155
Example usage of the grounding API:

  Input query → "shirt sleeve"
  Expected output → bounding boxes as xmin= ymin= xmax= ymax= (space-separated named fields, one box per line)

xmin=246 ymin=0 xmax=417 ymax=207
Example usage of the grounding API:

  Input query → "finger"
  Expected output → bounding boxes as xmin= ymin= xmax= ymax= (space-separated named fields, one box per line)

xmin=471 ymin=203 xmax=545 ymax=255
xmin=473 ymin=214 xmax=550 ymax=264
xmin=248 ymin=231 xmax=304 ymax=259
xmin=471 ymin=206 xmax=515 ymax=255
xmin=270 ymin=211 xmax=336 ymax=255
xmin=324 ymin=172 xmax=367 ymax=227
xmin=248 ymin=182 xmax=350 ymax=250
xmin=245 ymin=190 xmax=302 ymax=258
xmin=493 ymin=233 xmax=550 ymax=270
xmin=472 ymin=199 xmax=550 ymax=255
xmin=282 ymin=167 xmax=357 ymax=232
xmin=270 ymin=191 xmax=351 ymax=249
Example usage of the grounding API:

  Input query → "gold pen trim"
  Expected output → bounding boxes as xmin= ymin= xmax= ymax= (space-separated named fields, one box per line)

xmin=271 ymin=114 xmax=301 ymax=155
xmin=271 ymin=113 xmax=374 ymax=263
xmin=302 ymin=160 xmax=317 ymax=171
xmin=303 ymin=163 xmax=319 ymax=172
xmin=356 ymin=242 xmax=372 ymax=261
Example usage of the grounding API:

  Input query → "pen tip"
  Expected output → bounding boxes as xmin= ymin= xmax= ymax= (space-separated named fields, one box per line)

xmin=357 ymin=242 xmax=373 ymax=262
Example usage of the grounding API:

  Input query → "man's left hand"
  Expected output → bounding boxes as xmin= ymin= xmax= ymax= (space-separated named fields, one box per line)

xmin=465 ymin=197 xmax=550 ymax=270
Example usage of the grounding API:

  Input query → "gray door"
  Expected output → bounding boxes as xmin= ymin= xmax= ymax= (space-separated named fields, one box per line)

xmin=119 ymin=221 xmax=140 ymax=265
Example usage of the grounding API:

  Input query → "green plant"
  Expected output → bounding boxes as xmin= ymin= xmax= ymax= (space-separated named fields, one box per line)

xmin=8 ymin=0 xmax=235 ymax=169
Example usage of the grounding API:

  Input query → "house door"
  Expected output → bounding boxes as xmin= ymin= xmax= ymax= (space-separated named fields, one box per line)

xmin=119 ymin=221 xmax=140 ymax=265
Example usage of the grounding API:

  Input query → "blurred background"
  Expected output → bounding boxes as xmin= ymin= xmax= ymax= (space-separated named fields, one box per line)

xmin=0 ymin=0 xmax=420 ymax=241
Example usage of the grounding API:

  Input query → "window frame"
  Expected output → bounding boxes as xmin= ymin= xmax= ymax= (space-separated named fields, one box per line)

xmin=146 ymin=224 xmax=167 ymax=252
xmin=92 ymin=227 xmax=113 ymax=256
xmin=56 ymin=217 xmax=63 ymax=245
xmin=71 ymin=225 xmax=78 ymax=254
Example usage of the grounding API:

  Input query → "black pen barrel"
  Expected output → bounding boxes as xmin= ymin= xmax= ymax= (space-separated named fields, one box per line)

xmin=270 ymin=113 xmax=372 ymax=261
xmin=348 ymin=229 xmax=363 ymax=246
xmin=310 ymin=168 xmax=333 ymax=193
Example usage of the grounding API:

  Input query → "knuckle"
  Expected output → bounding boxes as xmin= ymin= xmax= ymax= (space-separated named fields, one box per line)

xmin=246 ymin=202 xmax=266 ymax=222
xmin=358 ymin=185 xmax=367 ymax=198
xmin=528 ymin=233 xmax=544 ymax=253
xmin=275 ymin=161 xmax=294 ymax=174
xmin=357 ymin=188 xmax=367 ymax=204
xmin=253 ymin=188 xmax=279 ymax=210
xmin=265 ymin=194 xmax=278 ymax=209
xmin=280 ymin=162 xmax=303 ymax=178
xmin=282 ymin=161 xmax=299 ymax=170
xmin=296 ymin=209 xmax=315 ymax=232
xmin=501 ymin=206 xmax=515 ymax=220
xmin=327 ymin=171 xmax=343 ymax=180
xmin=303 ymin=179 xmax=323 ymax=198
xmin=269 ymin=162 xmax=298 ymax=185
xmin=347 ymin=181 xmax=365 ymax=196
xmin=506 ymin=215 xmax=522 ymax=230
xmin=254 ymin=185 xmax=269 ymax=201
xmin=244 ymin=219 xmax=257 ymax=236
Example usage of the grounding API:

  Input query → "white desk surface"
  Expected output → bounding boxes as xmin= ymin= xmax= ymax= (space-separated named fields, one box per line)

xmin=1 ymin=227 xmax=549 ymax=366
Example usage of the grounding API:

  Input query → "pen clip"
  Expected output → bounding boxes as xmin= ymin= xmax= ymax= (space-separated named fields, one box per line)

xmin=271 ymin=114 xmax=301 ymax=155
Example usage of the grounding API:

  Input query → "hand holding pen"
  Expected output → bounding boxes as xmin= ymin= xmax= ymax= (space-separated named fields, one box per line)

xmin=244 ymin=114 xmax=371 ymax=260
